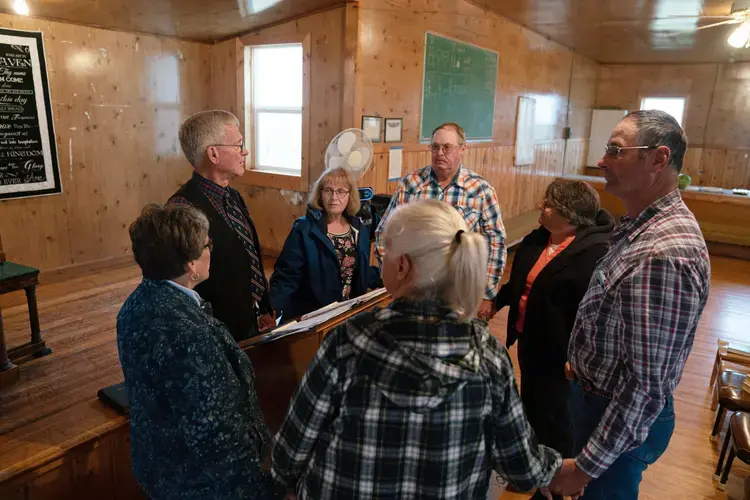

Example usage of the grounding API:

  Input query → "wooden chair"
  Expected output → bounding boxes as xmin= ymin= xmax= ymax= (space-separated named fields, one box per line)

xmin=712 ymin=368 xmax=750 ymax=441
xmin=715 ymin=411 xmax=750 ymax=491
xmin=711 ymin=339 xmax=750 ymax=410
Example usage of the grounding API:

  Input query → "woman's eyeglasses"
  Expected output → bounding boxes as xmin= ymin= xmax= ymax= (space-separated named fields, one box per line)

xmin=322 ymin=188 xmax=350 ymax=198
xmin=204 ymin=239 xmax=214 ymax=252
xmin=604 ymin=144 xmax=656 ymax=157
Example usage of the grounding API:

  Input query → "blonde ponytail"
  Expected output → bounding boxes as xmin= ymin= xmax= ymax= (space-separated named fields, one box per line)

xmin=383 ymin=199 xmax=488 ymax=318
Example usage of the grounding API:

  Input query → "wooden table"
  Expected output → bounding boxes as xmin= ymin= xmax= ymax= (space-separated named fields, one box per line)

xmin=0 ymin=261 xmax=52 ymax=388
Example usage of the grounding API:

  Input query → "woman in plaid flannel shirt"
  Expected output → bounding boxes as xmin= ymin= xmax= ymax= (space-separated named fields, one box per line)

xmin=271 ymin=199 xmax=571 ymax=499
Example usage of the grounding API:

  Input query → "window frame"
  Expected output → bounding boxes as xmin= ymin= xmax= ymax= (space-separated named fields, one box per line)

xmin=639 ymin=96 xmax=687 ymax=127
xmin=240 ymin=33 xmax=311 ymax=191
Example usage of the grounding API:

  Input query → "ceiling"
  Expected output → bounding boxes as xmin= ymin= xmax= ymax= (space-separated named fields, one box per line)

xmin=479 ymin=0 xmax=750 ymax=64
xmin=3 ymin=0 xmax=750 ymax=63
xmin=0 ymin=0 xmax=346 ymax=43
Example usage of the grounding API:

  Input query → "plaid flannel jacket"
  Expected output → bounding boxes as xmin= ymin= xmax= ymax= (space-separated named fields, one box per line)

xmin=568 ymin=189 xmax=710 ymax=478
xmin=374 ymin=166 xmax=506 ymax=300
xmin=271 ymin=298 xmax=562 ymax=499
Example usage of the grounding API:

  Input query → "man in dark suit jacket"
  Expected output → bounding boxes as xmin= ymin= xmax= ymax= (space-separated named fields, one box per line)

xmin=168 ymin=110 xmax=275 ymax=341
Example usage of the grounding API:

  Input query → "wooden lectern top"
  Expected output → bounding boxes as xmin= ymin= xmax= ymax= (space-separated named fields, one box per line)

xmin=241 ymin=293 xmax=392 ymax=433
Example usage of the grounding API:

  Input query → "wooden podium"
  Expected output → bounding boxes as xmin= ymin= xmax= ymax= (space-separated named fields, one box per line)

xmin=240 ymin=292 xmax=391 ymax=433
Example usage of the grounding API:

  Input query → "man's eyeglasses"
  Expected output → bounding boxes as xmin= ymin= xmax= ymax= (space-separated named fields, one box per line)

xmin=429 ymin=143 xmax=460 ymax=154
xmin=204 ymin=238 xmax=214 ymax=252
xmin=604 ymin=144 xmax=656 ymax=157
xmin=210 ymin=139 xmax=245 ymax=152
xmin=322 ymin=188 xmax=350 ymax=198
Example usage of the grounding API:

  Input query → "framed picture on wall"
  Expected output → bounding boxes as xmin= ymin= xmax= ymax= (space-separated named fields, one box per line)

xmin=361 ymin=116 xmax=382 ymax=143
xmin=0 ymin=28 xmax=62 ymax=200
xmin=384 ymin=118 xmax=403 ymax=143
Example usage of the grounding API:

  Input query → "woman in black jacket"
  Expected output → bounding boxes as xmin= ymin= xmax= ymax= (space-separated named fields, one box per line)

xmin=494 ymin=179 xmax=614 ymax=498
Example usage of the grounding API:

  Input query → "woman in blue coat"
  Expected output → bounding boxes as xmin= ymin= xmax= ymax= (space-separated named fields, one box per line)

xmin=271 ymin=167 xmax=379 ymax=323
xmin=117 ymin=204 xmax=284 ymax=500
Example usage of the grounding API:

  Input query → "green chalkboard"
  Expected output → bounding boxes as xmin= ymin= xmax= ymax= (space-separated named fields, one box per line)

xmin=420 ymin=32 xmax=498 ymax=142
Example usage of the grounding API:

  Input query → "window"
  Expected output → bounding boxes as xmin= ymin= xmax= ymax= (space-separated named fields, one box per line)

xmin=640 ymin=97 xmax=686 ymax=126
xmin=244 ymin=43 xmax=304 ymax=176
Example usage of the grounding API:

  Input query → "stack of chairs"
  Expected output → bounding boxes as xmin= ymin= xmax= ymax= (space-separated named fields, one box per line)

xmin=711 ymin=339 xmax=750 ymax=493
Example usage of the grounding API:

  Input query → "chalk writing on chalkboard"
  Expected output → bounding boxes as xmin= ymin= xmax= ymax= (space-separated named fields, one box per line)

xmin=420 ymin=32 xmax=498 ymax=142
xmin=0 ymin=28 xmax=61 ymax=200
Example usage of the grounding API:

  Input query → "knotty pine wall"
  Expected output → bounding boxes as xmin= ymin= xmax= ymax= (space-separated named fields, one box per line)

xmin=596 ymin=63 xmax=750 ymax=189
xmin=356 ymin=0 xmax=597 ymax=220
xmin=0 ymin=14 xmax=210 ymax=272
xmin=1 ymin=1 xmax=600 ymax=271
xmin=210 ymin=6 xmax=352 ymax=255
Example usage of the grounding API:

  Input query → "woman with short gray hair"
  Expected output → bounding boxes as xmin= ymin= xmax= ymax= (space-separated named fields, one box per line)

xmin=117 ymin=204 xmax=283 ymax=500
xmin=493 ymin=179 xmax=614 ymax=498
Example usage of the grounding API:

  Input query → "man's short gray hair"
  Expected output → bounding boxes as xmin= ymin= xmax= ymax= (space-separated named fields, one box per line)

xmin=179 ymin=110 xmax=239 ymax=167
xmin=624 ymin=109 xmax=688 ymax=173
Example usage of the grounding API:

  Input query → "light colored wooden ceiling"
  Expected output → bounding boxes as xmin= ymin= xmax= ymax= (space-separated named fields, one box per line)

xmin=477 ymin=0 xmax=750 ymax=63
xmin=0 ymin=0 xmax=346 ymax=43
xmin=4 ymin=0 xmax=750 ymax=62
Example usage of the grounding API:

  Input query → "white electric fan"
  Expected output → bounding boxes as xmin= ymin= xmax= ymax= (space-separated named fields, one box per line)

xmin=324 ymin=128 xmax=377 ymax=222
xmin=324 ymin=128 xmax=374 ymax=181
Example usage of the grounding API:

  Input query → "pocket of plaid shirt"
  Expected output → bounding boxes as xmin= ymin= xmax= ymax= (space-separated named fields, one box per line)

xmin=456 ymin=206 xmax=481 ymax=231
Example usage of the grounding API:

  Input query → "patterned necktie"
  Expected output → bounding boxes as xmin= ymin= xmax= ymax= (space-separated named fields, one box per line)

xmin=223 ymin=192 xmax=266 ymax=305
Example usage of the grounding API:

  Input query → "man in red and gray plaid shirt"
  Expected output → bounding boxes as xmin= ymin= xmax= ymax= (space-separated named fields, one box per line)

xmin=374 ymin=123 xmax=506 ymax=321
xmin=551 ymin=110 xmax=710 ymax=498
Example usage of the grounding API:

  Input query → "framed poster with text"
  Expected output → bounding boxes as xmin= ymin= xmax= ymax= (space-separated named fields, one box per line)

xmin=0 ymin=28 xmax=61 ymax=200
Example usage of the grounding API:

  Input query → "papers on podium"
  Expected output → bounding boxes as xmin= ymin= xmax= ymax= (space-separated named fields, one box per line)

xmin=255 ymin=288 xmax=388 ymax=344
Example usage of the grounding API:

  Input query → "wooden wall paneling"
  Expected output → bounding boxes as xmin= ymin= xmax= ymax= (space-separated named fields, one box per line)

xmin=568 ymin=55 xmax=598 ymax=142
xmin=209 ymin=38 xmax=243 ymax=120
xmin=702 ymin=149 xmax=728 ymax=188
xmin=563 ymin=138 xmax=588 ymax=176
xmin=593 ymin=62 xmax=750 ymax=189
xmin=238 ymin=186 xmax=306 ymax=255
xmin=0 ymin=14 xmax=211 ymax=272
xmin=721 ymin=150 xmax=750 ymax=190
xmin=341 ymin=3 xmax=362 ymax=131
xmin=226 ymin=7 xmax=347 ymax=254
xmin=681 ymin=147 xmax=704 ymax=187
xmin=595 ymin=64 xmax=718 ymax=146
xmin=357 ymin=0 xmax=598 ymax=216
xmin=357 ymin=152 xmax=389 ymax=195
xmin=705 ymin=62 xmax=750 ymax=150
xmin=306 ymin=8 xmax=345 ymax=184
xmin=736 ymin=152 xmax=750 ymax=190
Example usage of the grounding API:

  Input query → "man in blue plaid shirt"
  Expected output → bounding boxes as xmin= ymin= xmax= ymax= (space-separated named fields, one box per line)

xmin=550 ymin=110 xmax=710 ymax=498
xmin=374 ymin=123 xmax=506 ymax=321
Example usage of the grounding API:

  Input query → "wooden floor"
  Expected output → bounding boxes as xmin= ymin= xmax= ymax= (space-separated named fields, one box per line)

xmin=1 ymin=255 xmax=749 ymax=498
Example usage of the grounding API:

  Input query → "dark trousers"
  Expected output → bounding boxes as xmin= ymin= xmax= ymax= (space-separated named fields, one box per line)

xmin=569 ymin=380 xmax=675 ymax=499
xmin=517 ymin=338 xmax=572 ymax=500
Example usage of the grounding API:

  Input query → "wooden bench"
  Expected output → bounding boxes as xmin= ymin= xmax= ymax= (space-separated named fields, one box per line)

xmin=0 ymin=261 xmax=52 ymax=388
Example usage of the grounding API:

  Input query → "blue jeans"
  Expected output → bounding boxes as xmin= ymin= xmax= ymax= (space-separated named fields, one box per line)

xmin=569 ymin=381 xmax=675 ymax=499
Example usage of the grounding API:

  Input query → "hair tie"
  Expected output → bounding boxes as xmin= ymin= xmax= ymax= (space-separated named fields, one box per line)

xmin=454 ymin=230 xmax=464 ymax=244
